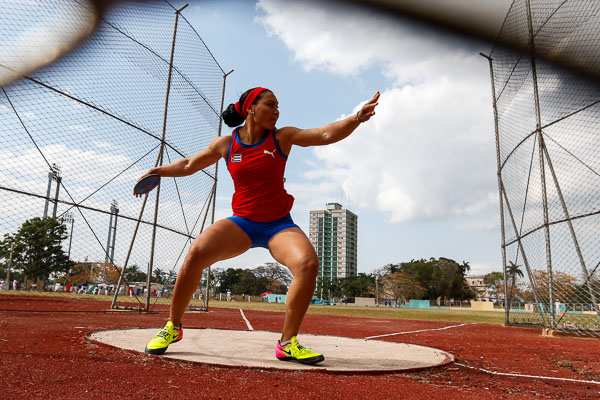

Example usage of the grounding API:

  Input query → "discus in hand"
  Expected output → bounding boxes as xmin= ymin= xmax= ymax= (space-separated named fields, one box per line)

xmin=133 ymin=173 xmax=160 ymax=197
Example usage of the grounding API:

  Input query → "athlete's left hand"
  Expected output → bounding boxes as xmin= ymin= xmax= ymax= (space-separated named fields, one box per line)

xmin=357 ymin=91 xmax=380 ymax=122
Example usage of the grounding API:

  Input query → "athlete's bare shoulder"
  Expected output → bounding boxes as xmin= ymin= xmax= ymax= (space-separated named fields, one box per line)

xmin=274 ymin=126 xmax=298 ymax=136
xmin=208 ymin=135 xmax=232 ymax=159
xmin=274 ymin=126 xmax=299 ymax=154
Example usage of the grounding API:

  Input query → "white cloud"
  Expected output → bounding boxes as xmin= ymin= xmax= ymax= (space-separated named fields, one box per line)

xmin=1 ymin=144 xmax=145 ymax=187
xmin=93 ymin=141 xmax=112 ymax=149
xmin=257 ymin=0 xmax=477 ymax=84
xmin=311 ymin=83 xmax=497 ymax=223
xmin=257 ymin=0 xmax=499 ymax=224
xmin=22 ymin=111 xmax=38 ymax=120
xmin=68 ymin=124 xmax=92 ymax=133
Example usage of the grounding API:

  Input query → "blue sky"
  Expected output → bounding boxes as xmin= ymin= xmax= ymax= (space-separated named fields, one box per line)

xmin=168 ymin=0 xmax=513 ymax=276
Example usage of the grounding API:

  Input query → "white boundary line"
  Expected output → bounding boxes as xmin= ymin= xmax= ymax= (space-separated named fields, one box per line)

xmin=364 ymin=322 xmax=475 ymax=339
xmin=239 ymin=308 xmax=254 ymax=331
xmin=455 ymin=362 xmax=600 ymax=385
xmin=232 ymin=314 xmax=599 ymax=385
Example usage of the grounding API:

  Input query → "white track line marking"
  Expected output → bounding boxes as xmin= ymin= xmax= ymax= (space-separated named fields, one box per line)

xmin=455 ymin=362 xmax=600 ymax=385
xmin=239 ymin=308 xmax=254 ymax=331
xmin=364 ymin=322 xmax=475 ymax=339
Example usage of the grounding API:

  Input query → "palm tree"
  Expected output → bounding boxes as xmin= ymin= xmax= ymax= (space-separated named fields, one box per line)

xmin=460 ymin=261 xmax=471 ymax=275
xmin=507 ymin=261 xmax=524 ymax=306
xmin=152 ymin=268 xmax=165 ymax=284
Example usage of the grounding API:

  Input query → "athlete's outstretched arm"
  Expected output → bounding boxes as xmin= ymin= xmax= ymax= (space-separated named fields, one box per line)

xmin=278 ymin=91 xmax=379 ymax=148
xmin=142 ymin=135 xmax=229 ymax=178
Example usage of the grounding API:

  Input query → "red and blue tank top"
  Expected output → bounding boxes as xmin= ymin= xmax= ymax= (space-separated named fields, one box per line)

xmin=226 ymin=128 xmax=294 ymax=222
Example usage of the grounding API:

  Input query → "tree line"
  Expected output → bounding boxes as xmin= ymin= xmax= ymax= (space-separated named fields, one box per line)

xmin=311 ymin=258 xmax=478 ymax=303
xmin=0 ymin=217 xmax=72 ymax=285
xmin=483 ymin=262 xmax=600 ymax=305
xmin=7 ymin=218 xmax=595 ymax=305
xmin=0 ymin=218 xmax=478 ymax=301
xmin=0 ymin=217 xmax=177 ymax=287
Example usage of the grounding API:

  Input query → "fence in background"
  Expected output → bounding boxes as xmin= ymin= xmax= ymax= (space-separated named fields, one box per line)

xmin=0 ymin=0 xmax=227 ymax=312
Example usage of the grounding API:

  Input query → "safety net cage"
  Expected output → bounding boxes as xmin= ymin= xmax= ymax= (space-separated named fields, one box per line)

xmin=0 ymin=0 xmax=225 ymax=312
xmin=485 ymin=0 xmax=600 ymax=336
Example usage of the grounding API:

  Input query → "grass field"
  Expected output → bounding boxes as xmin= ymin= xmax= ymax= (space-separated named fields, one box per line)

xmin=1 ymin=290 xmax=506 ymax=324
xmin=10 ymin=289 xmax=597 ymax=331
xmin=208 ymin=299 xmax=507 ymax=324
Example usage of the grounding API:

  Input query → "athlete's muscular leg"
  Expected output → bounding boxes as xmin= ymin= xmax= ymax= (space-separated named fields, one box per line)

xmin=268 ymin=228 xmax=319 ymax=342
xmin=169 ymin=219 xmax=251 ymax=326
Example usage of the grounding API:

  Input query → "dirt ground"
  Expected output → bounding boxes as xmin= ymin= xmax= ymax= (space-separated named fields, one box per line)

xmin=1 ymin=294 xmax=599 ymax=399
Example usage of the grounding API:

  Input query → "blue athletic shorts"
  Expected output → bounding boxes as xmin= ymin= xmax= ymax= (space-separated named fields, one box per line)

xmin=227 ymin=213 xmax=299 ymax=249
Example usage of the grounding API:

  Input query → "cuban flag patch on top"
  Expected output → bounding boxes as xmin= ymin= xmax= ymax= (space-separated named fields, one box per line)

xmin=231 ymin=154 xmax=242 ymax=163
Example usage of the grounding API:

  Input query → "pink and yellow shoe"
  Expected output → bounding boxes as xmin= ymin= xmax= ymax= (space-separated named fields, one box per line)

xmin=276 ymin=336 xmax=324 ymax=365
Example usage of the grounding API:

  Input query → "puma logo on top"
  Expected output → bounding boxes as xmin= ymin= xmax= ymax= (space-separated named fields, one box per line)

xmin=263 ymin=149 xmax=276 ymax=158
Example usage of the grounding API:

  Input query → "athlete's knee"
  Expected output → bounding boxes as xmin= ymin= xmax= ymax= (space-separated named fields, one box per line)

xmin=291 ymin=255 xmax=319 ymax=280
xmin=184 ymin=243 xmax=213 ymax=269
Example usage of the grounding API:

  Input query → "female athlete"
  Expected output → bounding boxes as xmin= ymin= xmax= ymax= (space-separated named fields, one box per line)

xmin=141 ymin=87 xmax=379 ymax=364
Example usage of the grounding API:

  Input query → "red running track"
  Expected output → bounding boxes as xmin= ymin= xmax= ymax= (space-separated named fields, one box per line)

xmin=1 ymin=295 xmax=599 ymax=399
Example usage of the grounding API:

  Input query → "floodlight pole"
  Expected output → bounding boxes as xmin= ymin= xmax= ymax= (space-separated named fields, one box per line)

xmin=52 ymin=176 xmax=62 ymax=218
xmin=43 ymin=172 xmax=53 ymax=218
xmin=146 ymin=3 xmax=189 ymax=311
xmin=43 ymin=164 xmax=60 ymax=218
xmin=63 ymin=212 xmax=74 ymax=259
xmin=104 ymin=201 xmax=118 ymax=263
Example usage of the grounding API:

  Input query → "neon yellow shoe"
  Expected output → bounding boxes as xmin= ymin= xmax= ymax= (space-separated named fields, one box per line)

xmin=144 ymin=321 xmax=183 ymax=355
xmin=276 ymin=336 xmax=325 ymax=365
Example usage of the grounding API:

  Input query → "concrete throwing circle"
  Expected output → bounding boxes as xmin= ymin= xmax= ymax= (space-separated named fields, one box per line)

xmin=90 ymin=328 xmax=454 ymax=372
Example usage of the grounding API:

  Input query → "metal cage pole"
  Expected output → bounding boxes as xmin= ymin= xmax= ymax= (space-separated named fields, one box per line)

xmin=110 ymin=195 xmax=150 ymax=309
xmin=526 ymin=0 xmax=554 ymax=328
xmin=202 ymin=68 xmax=234 ymax=311
xmin=540 ymin=144 xmax=599 ymax=313
xmin=480 ymin=52 xmax=509 ymax=324
xmin=146 ymin=3 xmax=189 ymax=311
xmin=501 ymin=182 xmax=547 ymax=326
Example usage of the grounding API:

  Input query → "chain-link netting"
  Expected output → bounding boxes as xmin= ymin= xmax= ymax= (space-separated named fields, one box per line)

xmin=0 ymin=1 xmax=225 ymax=312
xmin=487 ymin=0 xmax=600 ymax=336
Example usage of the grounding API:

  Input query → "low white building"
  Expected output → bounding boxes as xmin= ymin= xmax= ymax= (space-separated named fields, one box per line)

xmin=465 ymin=275 xmax=491 ymax=301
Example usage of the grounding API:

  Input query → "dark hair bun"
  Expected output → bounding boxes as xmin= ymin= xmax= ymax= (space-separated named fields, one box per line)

xmin=222 ymin=103 xmax=244 ymax=127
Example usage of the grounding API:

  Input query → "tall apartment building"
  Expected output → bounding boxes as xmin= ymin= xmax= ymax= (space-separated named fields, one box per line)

xmin=309 ymin=203 xmax=358 ymax=282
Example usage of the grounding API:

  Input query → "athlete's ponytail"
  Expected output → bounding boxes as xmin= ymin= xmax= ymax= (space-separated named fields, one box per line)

xmin=222 ymin=103 xmax=245 ymax=127
xmin=222 ymin=87 xmax=269 ymax=127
